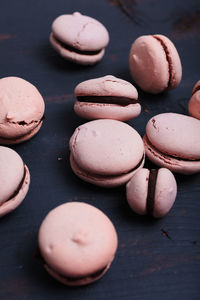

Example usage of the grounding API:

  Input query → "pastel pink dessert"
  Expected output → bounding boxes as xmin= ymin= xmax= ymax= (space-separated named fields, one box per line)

xmin=38 ymin=202 xmax=118 ymax=286
xmin=0 ymin=146 xmax=30 ymax=217
xmin=126 ymin=168 xmax=177 ymax=218
xmin=69 ymin=119 xmax=145 ymax=187
xmin=74 ymin=75 xmax=141 ymax=121
xmin=50 ymin=12 xmax=109 ymax=65
xmin=188 ymin=80 xmax=200 ymax=120
xmin=143 ymin=113 xmax=200 ymax=174
xmin=0 ymin=77 xmax=45 ymax=144
xmin=129 ymin=34 xmax=182 ymax=94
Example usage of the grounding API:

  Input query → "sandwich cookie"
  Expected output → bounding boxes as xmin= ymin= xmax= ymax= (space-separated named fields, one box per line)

xmin=50 ymin=12 xmax=109 ymax=65
xmin=129 ymin=34 xmax=182 ymax=94
xmin=0 ymin=77 xmax=45 ymax=144
xmin=74 ymin=75 xmax=141 ymax=121
xmin=188 ymin=80 xmax=200 ymax=120
xmin=126 ymin=168 xmax=177 ymax=218
xmin=0 ymin=146 xmax=30 ymax=217
xmin=69 ymin=119 xmax=145 ymax=187
xmin=38 ymin=202 xmax=118 ymax=286
xmin=143 ymin=113 xmax=200 ymax=174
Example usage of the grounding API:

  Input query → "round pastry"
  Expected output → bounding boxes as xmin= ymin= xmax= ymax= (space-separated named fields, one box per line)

xmin=126 ymin=168 xmax=177 ymax=218
xmin=69 ymin=119 xmax=145 ymax=187
xmin=188 ymin=80 xmax=200 ymax=120
xmin=74 ymin=75 xmax=141 ymax=121
xmin=50 ymin=12 xmax=109 ymax=65
xmin=38 ymin=202 xmax=118 ymax=286
xmin=0 ymin=146 xmax=30 ymax=217
xmin=143 ymin=113 xmax=200 ymax=174
xmin=129 ymin=34 xmax=182 ymax=94
xmin=0 ymin=77 xmax=45 ymax=145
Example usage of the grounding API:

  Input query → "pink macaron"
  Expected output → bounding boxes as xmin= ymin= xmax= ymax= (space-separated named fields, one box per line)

xmin=188 ymin=80 xmax=200 ymax=120
xmin=143 ymin=113 xmax=200 ymax=174
xmin=69 ymin=119 xmax=145 ymax=187
xmin=129 ymin=34 xmax=182 ymax=94
xmin=50 ymin=12 xmax=109 ymax=65
xmin=126 ymin=168 xmax=177 ymax=218
xmin=38 ymin=202 xmax=118 ymax=286
xmin=74 ymin=75 xmax=141 ymax=121
xmin=0 ymin=77 xmax=45 ymax=145
xmin=0 ymin=146 xmax=30 ymax=217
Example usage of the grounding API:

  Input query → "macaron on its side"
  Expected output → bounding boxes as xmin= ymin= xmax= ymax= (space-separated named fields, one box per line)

xmin=0 ymin=146 xmax=30 ymax=217
xmin=129 ymin=34 xmax=182 ymax=94
xmin=143 ymin=113 xmax=200 ymax=174
xmin=38 ymin=202 xmax=118 ymax=286
xmin=74 ymin=75 xmax=141 ymax=121
xmin=50 ymin=12 xmax=109 ymax=65
xmin=69 ymin=119 xmax=145 ymax=187
xmin=188 ymin=80 xmax=200 ymax=120
xmin=0 ymin=77 xmax=45 ymax=144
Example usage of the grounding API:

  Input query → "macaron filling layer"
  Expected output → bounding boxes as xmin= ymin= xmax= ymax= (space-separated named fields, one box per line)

xmin=144 ymin=135 xmax=200 ymax=162
xmin=192 ymin=84 xmax=200 ymax=95
xmin=52 ymin=34 xmax=102 ymax=55
xmin=77 ymin=96 xmax=138 ymax=106
xmin=153 ymin=35 xmax=172 ymax=89
xmin=147 ymin=169 xmax=158 ymax=215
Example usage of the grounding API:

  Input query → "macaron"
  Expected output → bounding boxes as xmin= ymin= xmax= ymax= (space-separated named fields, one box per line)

xmin=50 ymin=12 xmax=109 ymax=65
xmin=129 ymin=34 xmax=182 ymax=94
xmin=143 ymin=113 xmax=200 ymax=174
xmin=188 ymin=80 xmax=200 ymax=120
xmin=38 ymin=202 xmax=118 ymax=286
xmin=74 ymin=75 xmax=141 ymax=121
xmin=126 ymin=168 xmax=177 ymax=218
xmin=0 ymin=146 xmax=30 ymax=217
xmin=0 ymin=77 xmax=45 ymax=145
xmin=69 ymin=119 xmax=145 ymax=187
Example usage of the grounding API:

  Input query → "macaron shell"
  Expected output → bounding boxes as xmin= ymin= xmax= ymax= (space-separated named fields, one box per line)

xmin=143 ymin=134 xmax=200 ymax=174
xmin=188 ymin=81 xmax=200 ymax=120
xmin=74 ymin=101 xmax=141 ymax=121
xmin=70 ymin=153 xmax=145 ymax=188
xmin=153 ymin=168 xmax=177 ymax=218
xmin=145 ymin=113 xmax=200 ymax=160
xmin=74 ymin=75 xmax=138 ymax=99
xmin=50 ymin=33 xmax=105 ymax=65
xmin=38 ymin=202 xmax=118 ymax=279
xmin=126 ymin=168 xmax=149 ymax=215
xmin=52 ymin=12 xmax=109 ymax=51
xmin=0 ymin=165 xmax=30 ymax=217
xmin=129 ymin=35 xmax=169 ymax=93
xmin=69 ymin=119 xmax=144 ymax=176
xmin=0 ymin=146 xmax=24 ymax=204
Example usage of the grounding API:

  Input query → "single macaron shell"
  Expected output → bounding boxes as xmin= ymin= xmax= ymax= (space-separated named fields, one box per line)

xmin=0 ymin=77 xmax=45 ymax=145
xmin=74 ymin=75 xmax=141 ymax=121
xmin=126 ymin=168 xmax=177 ymax=218
xmin=188 ymin=80 xmax=200 ymax=120
xmin=129 ymin=34 xmax=182 ymax=94
xmin=50 ymin=12 xmax=109 ymax=65
xmin=69 ymin=119 xmax=145 ymax=187
xmin=143 ymin=113 xmax=200 ymax=174
xmin=38 ymin=202 xmax=118 ymax=286
xmin=0 ymin=146 xmax=30 ymax=217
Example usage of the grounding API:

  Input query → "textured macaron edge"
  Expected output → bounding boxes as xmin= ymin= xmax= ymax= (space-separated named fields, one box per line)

xmin=188 ymin=80 xmax=200 ymax=120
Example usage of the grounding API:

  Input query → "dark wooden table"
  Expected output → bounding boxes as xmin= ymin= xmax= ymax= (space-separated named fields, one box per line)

xmin=0 ymin=0 xmax=200 ymax=299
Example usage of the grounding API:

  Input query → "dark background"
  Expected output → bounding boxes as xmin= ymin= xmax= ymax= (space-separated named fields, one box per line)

xmin=0 ymin=0 xmax=200 ymax=299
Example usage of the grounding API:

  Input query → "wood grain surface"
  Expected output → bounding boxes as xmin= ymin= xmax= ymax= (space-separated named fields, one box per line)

xmin=0 ymin=0 xmax=200 ymax=299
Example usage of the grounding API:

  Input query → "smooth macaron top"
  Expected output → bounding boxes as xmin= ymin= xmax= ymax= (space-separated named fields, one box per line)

xmin=129 ymin=34 xmax=182 ymax=93
xmin=0 ymin=146 xmax=24 ymax=204
xmin=0 ymin=76 xmax=45 ymax=138
xmin=38 ymin=202 xmax=118 ymax=279
xmin=75 ymin=75 xmax=138 ymax=99
xmin=70 ymin=119 xmax=144 ymax=176
xmin=145 ymin=113 xmax=200 ymax=160
xmin=52 ymin=12 xmax=109 ymax=51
